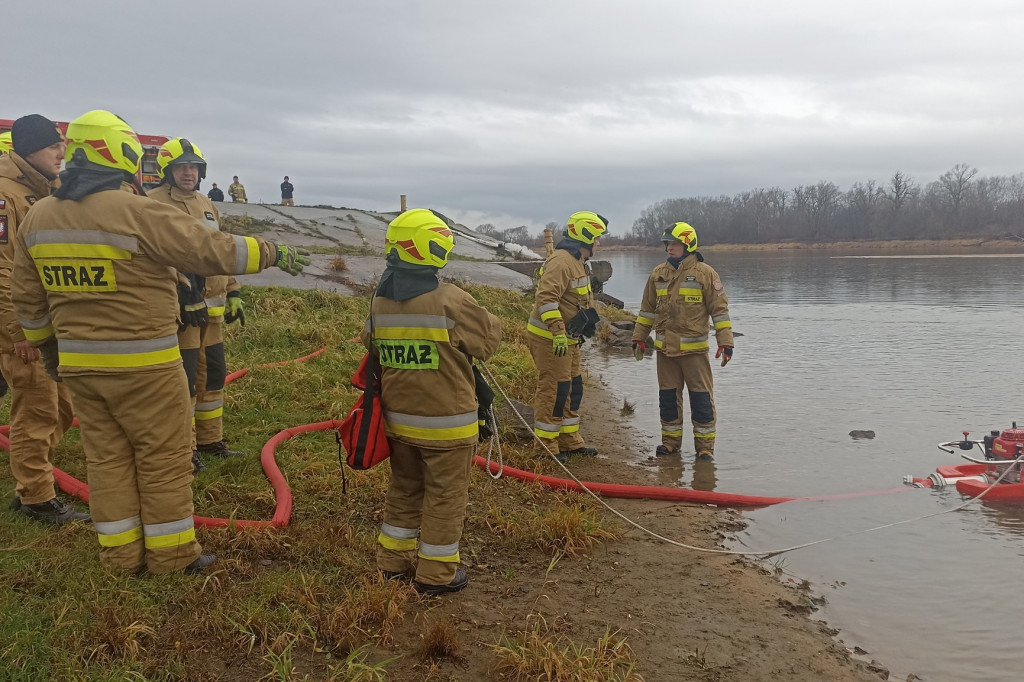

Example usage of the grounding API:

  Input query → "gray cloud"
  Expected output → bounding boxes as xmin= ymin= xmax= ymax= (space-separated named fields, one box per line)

xmin=9 ymin=0 xmax=1024 ymax=235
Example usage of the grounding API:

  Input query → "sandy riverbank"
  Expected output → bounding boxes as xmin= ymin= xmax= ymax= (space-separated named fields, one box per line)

xmin=496 ymin=371 xmax=891 ymax=681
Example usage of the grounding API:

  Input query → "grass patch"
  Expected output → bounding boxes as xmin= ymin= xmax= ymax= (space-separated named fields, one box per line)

xmin=491 ymin=625 xmax=643 ymax=682
xmin=0 ymin=283 xmax=618 ymax=679
xmin=220 ymin=214 xmax=279 ymax=236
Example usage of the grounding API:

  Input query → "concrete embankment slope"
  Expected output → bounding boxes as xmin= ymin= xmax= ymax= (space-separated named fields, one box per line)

xmin=216 ymin=202 xmax=538 ymax=295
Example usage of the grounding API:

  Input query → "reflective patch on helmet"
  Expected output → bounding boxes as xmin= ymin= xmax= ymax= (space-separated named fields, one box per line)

xmin=375 ymin=339 xmax=439 ymax=370
xmin=38 ymin=260 xmax=117 ymax=292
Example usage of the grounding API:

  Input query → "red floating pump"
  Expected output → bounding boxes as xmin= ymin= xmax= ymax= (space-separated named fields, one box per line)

xmin=990 ymin=423 xmax=1024 ymax=460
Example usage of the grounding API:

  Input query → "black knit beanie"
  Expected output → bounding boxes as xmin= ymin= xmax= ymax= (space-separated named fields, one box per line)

xmin=12 ymin=114 xmax=62 ymax=158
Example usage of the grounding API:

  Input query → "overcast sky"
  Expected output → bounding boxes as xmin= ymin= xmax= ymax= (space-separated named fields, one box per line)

xmin=9 ymin=1 xmax=1024 ymax=234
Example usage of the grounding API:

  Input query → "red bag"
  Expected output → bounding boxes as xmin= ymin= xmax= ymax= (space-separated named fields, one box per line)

xmin=338 ymin=352 xmax=391 ymax=470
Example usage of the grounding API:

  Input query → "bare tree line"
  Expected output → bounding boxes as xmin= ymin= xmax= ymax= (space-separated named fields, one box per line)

xmin=631 ymin=164 xmax=1024 ymax=244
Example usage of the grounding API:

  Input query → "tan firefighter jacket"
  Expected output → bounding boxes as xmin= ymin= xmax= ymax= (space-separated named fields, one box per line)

xmin=147 ymin=184 xmax=240 ymax=318
xmin=228 ymin=182 xmax=247 ymax=202
xmin=0 ymin=152 xmax=56 ymax=352
xmin=632 ymin=253 xmax=734 ymax=356
xmin=12 ymin=183 xmax=278 ymax=376
xmin=360 ymin=282 xmax=502 ymax=449
xmin=526 ymin=247 xmax=593 ymax=344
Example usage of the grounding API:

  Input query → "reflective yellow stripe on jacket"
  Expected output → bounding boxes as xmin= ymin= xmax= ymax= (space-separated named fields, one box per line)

xmin=18 ymin=314 xmax=55 ymax=342
xmin=24 ymin=229 xmax=137 ymax=260
xmin=234 ymin=235 xmax=261 ymax=275
xmin=526 ymin=316 xmax=581 ymax=343
xmin=59 ymin=334 xmax=181 ymax=369
xmin=205 ymin=296 xmax=227 ymax=317
xmin=368 ymin=313 xmax=454 ymax=341
xmin=384 ymin=410 xmax=478 ymax=442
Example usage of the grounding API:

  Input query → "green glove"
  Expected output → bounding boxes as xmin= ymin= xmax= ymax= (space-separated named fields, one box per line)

xmin=224 ymin=293 xmax=246 ymax=326
xmin=274 ymin=244 xmax=311 ymax=275
xmin=552 ymin=333 xmax=569 ymax=357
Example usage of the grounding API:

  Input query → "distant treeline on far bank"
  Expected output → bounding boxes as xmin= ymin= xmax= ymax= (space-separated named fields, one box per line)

xmin=476 ymin=164 xmax=1024 ymax=247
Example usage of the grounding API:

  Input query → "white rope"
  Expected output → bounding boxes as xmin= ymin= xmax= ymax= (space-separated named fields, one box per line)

xmin=478 ymin=360 xmax=1022 ymax=559
xmin=479 ymin=403 xmax=504 ymax=479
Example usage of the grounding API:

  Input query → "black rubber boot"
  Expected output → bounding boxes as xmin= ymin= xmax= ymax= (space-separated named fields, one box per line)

xmin=10 ymin=496 xmax=22 ymax=511
xmin=558 ymin=445 xmax=599 ymax=459
xmin=19 ymin=497 xmax=91 ymax=525
xmin=196 ymin=440 xmax=245 ymax=458
xmin=191 ymin=451 xmax=207 ymax=474
xmin=696 ymin=450 xmax=715 ymax=462
xmin=184 ymin=553 xmax=217 ymax=575
xmin=655 ymin=445 xmax=677 ymax=456
xmin=415 ymin=568 xmax=469 ymax=596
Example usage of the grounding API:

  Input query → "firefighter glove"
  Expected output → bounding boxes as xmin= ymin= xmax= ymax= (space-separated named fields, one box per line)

xmin=178 ymin=273 xmax=209 ymax=328
xmin=274 ymin=244 xmax=311 ymax=275
xmin=715 ymin=345 xmax=734 ymax=367
xmin=552 ymin=333 xmax=569 ymax=357
xmin=632 ymin=340 xmax=646 ymax=361
xmin=39 ymin=337 xmax=61 ymax=382
xmin=224 ymin=292 xmax=246 ymax=326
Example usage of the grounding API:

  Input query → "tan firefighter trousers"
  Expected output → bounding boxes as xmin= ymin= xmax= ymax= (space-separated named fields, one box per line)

xmin=0 ymin=353 xmax=74 ymax=505
xmin=65 ymin=366 xmax=200 ymax=573
xmin=180 ymin=320 xmax=227 ymax=449
xmin=527 ymin=334 xmax=585 ymax=452
xmin=376 ymin=440 xmax=475 ymax=586
xmin=656 ymin=352 xmax=717 ymax=455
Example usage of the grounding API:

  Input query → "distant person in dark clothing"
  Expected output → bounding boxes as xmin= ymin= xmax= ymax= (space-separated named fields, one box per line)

xmin=207 ymin=183 xmax=224 ymax=202
xmin=280 ymin=176 xmax=294 ymax=206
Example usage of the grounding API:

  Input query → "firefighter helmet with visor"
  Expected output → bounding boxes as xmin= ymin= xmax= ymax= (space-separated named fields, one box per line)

xmin=0 ymin=131 xmax=11 ymax=155
xmin=63 ymin=110 xmax=142 ymax=175
xmin=157 ymin=137 xmax=207 ymax=181
xmin=385 ymin=208 xmax=456 ymax=268
xmin=565 ymin=211 xmax=608 ymax=245
xmin=662 ymin=222 xmax=699 ymax=253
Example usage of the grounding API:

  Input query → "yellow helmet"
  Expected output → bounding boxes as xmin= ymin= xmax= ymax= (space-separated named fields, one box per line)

xmin=0 ymin=131 xmax=11 ymax=155
xmin=385 ymin=208 xmax=456 ymax=268
xmin=157 ymin=137 xmax=207 ymax=181
xmin=662 ymin=222 xmax=699 ymax=252
xmin=566 ymin=211 xmax=608 ymax=245
xmin=64 ymin=110 xmax=142 ymax=174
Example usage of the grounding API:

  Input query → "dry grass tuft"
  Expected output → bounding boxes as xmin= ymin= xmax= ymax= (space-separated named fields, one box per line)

xmin=490 ymin=626 xmax=643 ymax=682
xmin=619 ymin=398 xmax=635 ymax=416
xmin=316 ymin=575 xmax=413 ymax=651
xmin=417 ymin=618 xmax=467 ymax=667
xmin=330 ymin=256 xmax=348 ymax=271
xmin=83 ymin=607 xmax=156 ymax=664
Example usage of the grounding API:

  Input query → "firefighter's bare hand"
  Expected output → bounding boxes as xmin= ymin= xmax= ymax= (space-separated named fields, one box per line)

xmin=552 ymin=334 xmax=569 ymax=357
xmin=274 ymin=244 xmax=311 ymax=276
xmin=632 ymin=340 xmax=646 ymax=361
xmin=13 ymin=340 xmax=40 ymax=364
xmin=715 ymin=345 xmax=733 ymax=367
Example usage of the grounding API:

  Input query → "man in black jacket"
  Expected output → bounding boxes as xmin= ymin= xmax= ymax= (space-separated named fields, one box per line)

xmin=280 ymin=176 xmax=294 ymax=206
xmin=207 ymin=183 xmax=224 ymax=202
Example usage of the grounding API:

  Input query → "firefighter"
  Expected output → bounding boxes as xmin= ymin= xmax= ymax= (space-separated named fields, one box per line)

xmin=0 ymin=114 xmax=84 ymax=525
xmin=148 ymin=138 xmax=244 ymax=469
xmin=0 ymin=131 xmax=12 ymax=155
xmin=631 ymin=222 xmax=734 ymax=460
xmin=361 ymin=208 xmax=501 ymax=595
xmin=526 ymin=211 xmax=607 ymax=462
xmin=228 ymin=176 xmax=247 ymax=203
xmin=12 ymin=110 xmax=309 ymax=574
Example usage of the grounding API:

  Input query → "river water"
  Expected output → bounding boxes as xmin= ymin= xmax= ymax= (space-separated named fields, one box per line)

xmin=591 ymin=248 xmax=1024 ymax=682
